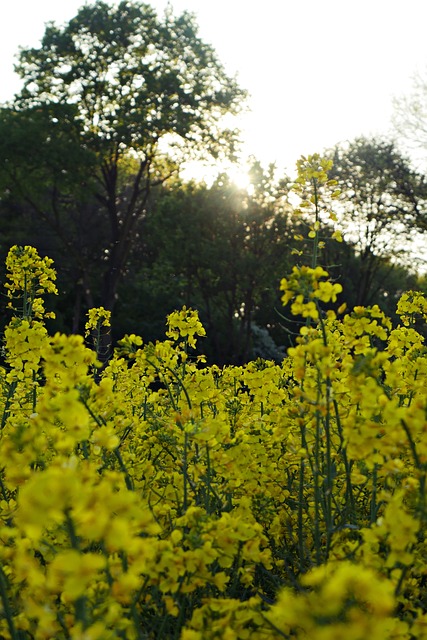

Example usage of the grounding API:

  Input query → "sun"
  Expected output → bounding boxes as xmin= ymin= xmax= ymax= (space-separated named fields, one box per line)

xmin=180 ymin=157 xmax=253 ymax=191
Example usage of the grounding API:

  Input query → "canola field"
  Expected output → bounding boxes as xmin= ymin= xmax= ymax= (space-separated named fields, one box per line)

xmin=1 ymin=159 xmax=427 ymax=639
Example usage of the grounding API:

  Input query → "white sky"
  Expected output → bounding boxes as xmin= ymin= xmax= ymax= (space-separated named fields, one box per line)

xmin=2 ymin=0 xmax=427 ymax=178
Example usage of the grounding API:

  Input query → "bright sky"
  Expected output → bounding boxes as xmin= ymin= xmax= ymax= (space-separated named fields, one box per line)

xmin=2 ymin=0 xmax=427 ymax=178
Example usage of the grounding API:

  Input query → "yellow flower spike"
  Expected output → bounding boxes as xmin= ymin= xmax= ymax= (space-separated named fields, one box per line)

xmin=397 ymin=290 xmax=427 ymax=326
xmin=90 ymin=425 xmax=120 ymax=451
xmin=295 ymin=153 xmax=333 ymax=185
xmin=115 ymin=333 xmax=143 ymax=358
xmin=331 ymin=229 xmax=343 ymax=242
xmin=280 ymin=265 xmax=342 ymax=320
xmin=5 ymin=245 xmax=57 ymax=320
xmin=46 ymin=549 xmax=106 ymax=600
xmin=3 ymin=318 xmax=49 ymax=385
xmin=85 ymin=306 xmax=112 ymax=337
xmin=111 ymin=572 xmax=142 ymax=605
xmin=166 ymin=306 xmax=206 ymax=348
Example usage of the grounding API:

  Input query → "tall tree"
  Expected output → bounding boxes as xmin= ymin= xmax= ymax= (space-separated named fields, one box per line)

xmin=0 ymin=0 xmax=245 ymax=321
xmin=392 ymin=68 xmax=427 ymax=163
xmin=328 ymin=137 xmax=427 ymax=305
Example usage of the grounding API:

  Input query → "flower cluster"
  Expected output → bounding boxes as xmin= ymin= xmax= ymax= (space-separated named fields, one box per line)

xmin=4 ymin=245 xmax=57 ymax=320
xmin=396 ymin=290 xmax=427 ymax=326
xmin=166 ymin=305 xmax=207 ymax=348
xmin=85 ymin=307 xmax=112 ymax=337
xmin=291 ymin=154 xmax=342 ymax=259
xmin=280 ymin=265 xmax=343 ymax=320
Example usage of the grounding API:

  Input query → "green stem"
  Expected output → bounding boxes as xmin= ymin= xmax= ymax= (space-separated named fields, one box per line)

xmin=0 ymin=563 xmax=19 ymax=640
xmin=65 ymin=509 xmax=80 ymax=550
xmin=311 ymin=178 xmax=320 ymax=270
xmin=114 ymin=448 xmax=134 ymax=491
xmin=298 ymin=457 xmax=306 ymax=572
xmin=322 ymin=376 xmax=333 ymax=549
xmin=1 ymin=381 xmax=17 ymax=430
xmin=182 ymin=430 xmax=189 ymax=513
xmin=64 ymin=511 xmax=90 ymax=629
xmin=401 ymin=418 xmax=426 ymax=517
xmin=333 ymin=398 xmax=356 ymax=525
xmin=370 ymin=465 xmax=378 ymax=525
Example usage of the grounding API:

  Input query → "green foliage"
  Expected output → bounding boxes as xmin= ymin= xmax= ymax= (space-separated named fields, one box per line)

xmin=137 ymin=169 xmax=293 ymax=364
xmin=15 ymin=0 xmax=245 ymax=160
xmin=0 ymin=0 xmax=246 ymax=322
xmin=327 ymin=138 xmax=427 ymax=304
xmin=0 ymin=104 xmax=95 ymax=198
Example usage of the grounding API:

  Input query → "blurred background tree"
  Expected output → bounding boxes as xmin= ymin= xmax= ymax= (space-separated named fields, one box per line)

xmin=118 ymin=164 xmax=293 ymax=365
xmin=0 ymin=0 xmax=246 ymax=337
xmin=393 ymin=68 xmax=427 ymax=164
xmin=327 ymin=137 xmax=427 ymax=306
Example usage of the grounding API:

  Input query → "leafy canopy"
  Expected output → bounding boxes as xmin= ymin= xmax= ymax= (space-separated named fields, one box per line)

xmin=14 ymin=0 xmax=246 ymax=161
